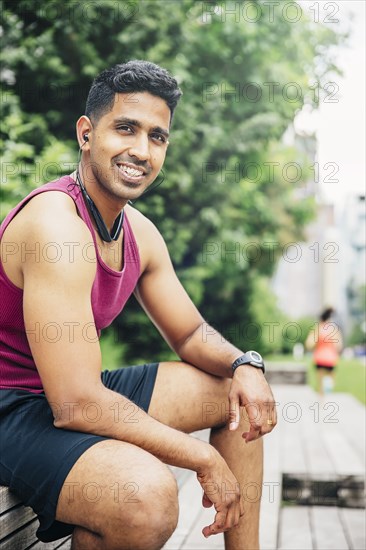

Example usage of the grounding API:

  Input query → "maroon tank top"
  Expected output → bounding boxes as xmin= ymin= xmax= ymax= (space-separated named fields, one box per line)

xmin=0 ymin=175 xmax=140 ymax=393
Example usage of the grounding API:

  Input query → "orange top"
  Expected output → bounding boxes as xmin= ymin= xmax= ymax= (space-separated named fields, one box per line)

xmin=313 ymin=322 xmax=340 ymax=367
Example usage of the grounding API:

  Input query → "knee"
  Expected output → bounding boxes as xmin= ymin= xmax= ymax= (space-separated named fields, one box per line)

xmin=104 ymin=465 xmax=179 ymax=550
xmin=136 ymin=466 xmax=179 ymax=549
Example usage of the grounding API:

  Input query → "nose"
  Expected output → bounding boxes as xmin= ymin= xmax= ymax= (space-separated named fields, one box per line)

xmin=128 ymin=133 xmax=150 ymax=161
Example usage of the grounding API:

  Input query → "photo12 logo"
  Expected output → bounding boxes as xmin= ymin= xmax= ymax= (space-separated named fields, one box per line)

xmin=201 ymin=241 xmax=339 ymax=265
xmin=201 ymin=81 xmax=339 ymax=104
xmin=200 ymin=2 xmax=340 ymax=25
xmin=201 ymin=161 xmax=339 ymax=184
xmin=19 ymin=1 xmax=139 ymax=24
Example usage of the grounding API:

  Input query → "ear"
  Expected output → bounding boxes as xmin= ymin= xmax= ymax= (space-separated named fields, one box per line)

xmin=76 ymin=115 xmax=93 ymax=149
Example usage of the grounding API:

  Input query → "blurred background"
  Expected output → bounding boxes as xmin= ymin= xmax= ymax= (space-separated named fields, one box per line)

xmin=1 ymin=0 xmax=365 ymax=403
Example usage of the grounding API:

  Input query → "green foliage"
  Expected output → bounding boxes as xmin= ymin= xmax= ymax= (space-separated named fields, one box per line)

xmin=99 ymin=329 xmax=125 ymax=371
xmin=247 ymin=276 xmax=287 ymax=355
xmin=1 ymin=0 xmax=342 ymax=361
xmin=0 ymin=91 xmax=76 ymax=217
xmin=347 ymin=284 xmax=366 ymax=347
xmin=347 ymin=283 xmax=366 ymax=347
xmin=348 ymin=323 xmax=366 ymax=348
xmin=280 ymin=315 xmax=316 ymax=354
xmin=307 ymin=357 xmax=366 ymax=405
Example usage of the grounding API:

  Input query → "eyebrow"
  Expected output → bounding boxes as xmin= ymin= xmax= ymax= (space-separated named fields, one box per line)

xmin=113 ymin=117 xmax=170 ymax=139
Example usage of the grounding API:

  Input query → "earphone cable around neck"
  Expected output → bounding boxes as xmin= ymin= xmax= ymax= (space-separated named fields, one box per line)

xmin=76 ymin=171 xmax=124 ymax=243
xmin=127 ymin=169 xmax=166 ymax=205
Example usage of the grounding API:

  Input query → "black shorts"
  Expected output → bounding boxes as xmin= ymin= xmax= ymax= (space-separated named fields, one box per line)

xmin=315 ymin=364 xmax=335 ymax=372
xmin=0 ymin=363 xmax=159 ymax=543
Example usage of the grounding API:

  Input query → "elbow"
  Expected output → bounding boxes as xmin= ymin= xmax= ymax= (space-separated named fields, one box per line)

xmin=50 ymin=390 xmax=102 ymax=432
xmin=53 ymin=412 xmax=81 ymax=431
xmin=52 ymin=401 xmax=87 ymax=431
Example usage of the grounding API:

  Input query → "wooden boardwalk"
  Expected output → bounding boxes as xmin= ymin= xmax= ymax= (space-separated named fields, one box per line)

xmin=165 ymin=385 xmax=366 ymax=550
xmin=1 ymin=385 xmax=365 ymax=549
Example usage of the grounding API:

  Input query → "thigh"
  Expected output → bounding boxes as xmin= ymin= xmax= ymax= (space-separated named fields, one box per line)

xmin=0 ymin=389 xmax=109 ymax=541
xmin=55 ymin=439 xmax=175 ymax=533
xmin=102 ymin=362 xmax=159 ymax=412
xmin=148 ymin=361 xmax=232 ymax=432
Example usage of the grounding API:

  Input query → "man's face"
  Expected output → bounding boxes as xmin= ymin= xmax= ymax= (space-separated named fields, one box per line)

xmin=87 ymin=91 xmax=171 ymax=202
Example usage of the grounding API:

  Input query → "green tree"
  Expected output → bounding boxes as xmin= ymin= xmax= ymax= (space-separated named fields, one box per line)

xmin=348 ymin=284 xmax=366 ymax=347
xmin=0 ymin=1 xmax=342 ymax=362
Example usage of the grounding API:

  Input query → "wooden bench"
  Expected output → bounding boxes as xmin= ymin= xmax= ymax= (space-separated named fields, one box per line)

xmin=2 ymin=388 xmax=365 ymax=549
xmin=0 ymin=460 xmax=198 ymax=549
xmin=0 ymin=487 xmax=71 ymax=550
xmin=265 ymin=361 xmax=307 ymax=385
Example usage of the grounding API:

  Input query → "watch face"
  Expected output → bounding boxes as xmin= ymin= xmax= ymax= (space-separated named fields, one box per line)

xmin=249 ymin=351 xmax=262 ymax=363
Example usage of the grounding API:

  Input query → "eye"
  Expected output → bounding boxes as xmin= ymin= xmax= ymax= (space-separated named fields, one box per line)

xmin=116 ymin=125 xmax=134 ymax=133
xmin=150 ymin=133 xmax=167 ymax=144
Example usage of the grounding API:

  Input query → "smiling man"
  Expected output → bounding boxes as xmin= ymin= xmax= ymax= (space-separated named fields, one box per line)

xmin=0 ymin=61 xmax=276 ymax=550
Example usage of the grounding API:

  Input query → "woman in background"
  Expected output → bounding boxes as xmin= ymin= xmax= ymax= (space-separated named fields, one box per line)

xmin=306 ymin=307 xmax=343 ymax=395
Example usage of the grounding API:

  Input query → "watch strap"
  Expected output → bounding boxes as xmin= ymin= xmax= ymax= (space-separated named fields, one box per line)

xmin=232 ymin=351 xmax=265 ymax=374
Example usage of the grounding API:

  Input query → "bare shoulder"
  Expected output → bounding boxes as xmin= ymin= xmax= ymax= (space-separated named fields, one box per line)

xmin=125 ymin=203 xmax=169 ymax=273
xmin=4 ymin=190 xmax=90 ymax=243
xmin=1 ymin=190 xmax=94 ymax=288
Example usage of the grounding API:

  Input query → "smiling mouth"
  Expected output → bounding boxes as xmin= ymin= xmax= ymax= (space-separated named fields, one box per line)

xmin=116 ymin=163 xmax=147 ymax=184
xmin=118 ymin=164 xmax=144 ymax=176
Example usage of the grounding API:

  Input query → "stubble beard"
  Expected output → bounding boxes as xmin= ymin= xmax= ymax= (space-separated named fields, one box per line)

xmin=91 ymin=162 xmax=155 ymax=203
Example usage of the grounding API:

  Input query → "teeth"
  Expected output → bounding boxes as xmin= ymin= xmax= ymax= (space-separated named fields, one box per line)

xmin=119 ymin=165 xmax=143 ymax=177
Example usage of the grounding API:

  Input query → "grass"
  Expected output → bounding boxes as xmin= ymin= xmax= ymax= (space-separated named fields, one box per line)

xmin=267 ymin=353 xmax=366 ymax=405
xmin=306 ymin=356 xmax=366 ymax=405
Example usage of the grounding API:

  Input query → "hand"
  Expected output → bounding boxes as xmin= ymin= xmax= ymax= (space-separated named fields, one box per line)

xmin=197 ymin=447 xmax=243 ymax=538
xmin=229 ymin=365 xmax=277 ymax=442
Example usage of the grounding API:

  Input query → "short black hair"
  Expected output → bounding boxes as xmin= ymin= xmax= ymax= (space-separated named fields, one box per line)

xmin=85 ymin=60 xmax=182 ymax=124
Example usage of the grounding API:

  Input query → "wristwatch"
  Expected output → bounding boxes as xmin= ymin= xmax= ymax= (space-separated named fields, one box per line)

xmin=232 ymin=351 xmax=265 ymax=375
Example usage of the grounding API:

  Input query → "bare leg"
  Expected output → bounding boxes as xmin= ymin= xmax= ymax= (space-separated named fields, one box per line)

xmin=71 ymin=526 xmax=103 ymax=550
xmin=210 ymin=419 xmax=263 ymax=550
xmin=56 ymin=440 xmax=179 ymax=550
xmin=330 ymin=371 xmax=336 ymax=391
xmin=317 ymin=369 xmax=325 ymax=395
xmin=148 ymin=361 xmax=264 ymax=550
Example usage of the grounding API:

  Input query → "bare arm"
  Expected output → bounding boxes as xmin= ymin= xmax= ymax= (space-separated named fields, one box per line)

xmin=305 ymin=329 xmax=317 ymax=351
xmin=134 ymin=220 xmax=277 ymax=440
xmin=20 ymin=194 xmax=215 ymax=473
xmin=134 ymin=222 xmax=243 ymax=375
xmin=19 ymin=195 xmax=243 ymax=536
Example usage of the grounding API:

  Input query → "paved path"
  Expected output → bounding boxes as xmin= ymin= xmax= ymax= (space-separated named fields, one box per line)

xmin=1 ymin=385 xmax=364 ymax=549
xmin=165 ymin=385 xmax=366 ymax=550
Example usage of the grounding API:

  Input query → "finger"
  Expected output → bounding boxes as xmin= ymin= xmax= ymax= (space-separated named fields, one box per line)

xmin=245 ymin=401 xmax=262 ymax=428
xmin=244 ymin=421 xmax=272 ymax=438
xmin=266 ymin=403 xmax=278 ymax=429
xmin=233 ymin=500 xmax=242 ymax=528
xmin=202 ymin=492 xmax=213 ymax=508
xmin=240 ymin=496 xmax=245 ymax=517
xmin=243 ymin=423 xmax=261 ymax=443
xmin=202 ymin=509 xmax=227 ymax=538
xmin=262 ymin=418 xmax=276 ymax=434
xmin=261 ymin=406 xmax=278 ymax=434
xmin=229 ymin=394 xmax=240 ymax=431
xmin=223 ymin=500 xmax=241 ymax=531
